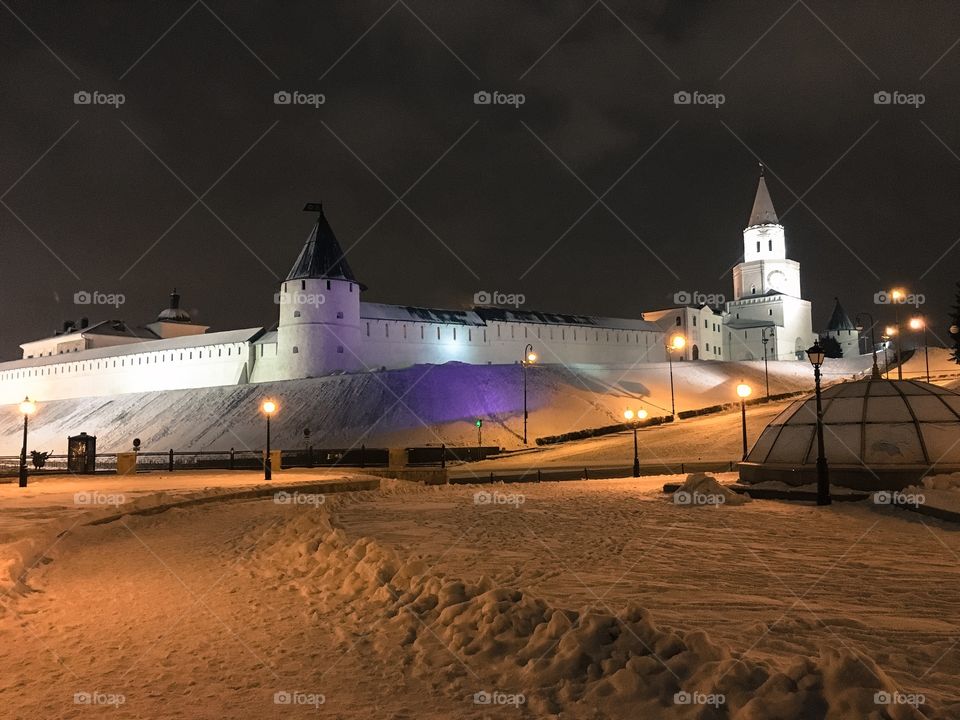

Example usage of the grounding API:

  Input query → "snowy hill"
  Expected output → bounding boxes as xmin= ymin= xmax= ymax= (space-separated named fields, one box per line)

xmin=0 ymin=356 xmax=877 ymax=456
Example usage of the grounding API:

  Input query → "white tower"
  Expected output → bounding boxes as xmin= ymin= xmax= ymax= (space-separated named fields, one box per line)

xmin=276 ymin=204 xmax=363 ymax=378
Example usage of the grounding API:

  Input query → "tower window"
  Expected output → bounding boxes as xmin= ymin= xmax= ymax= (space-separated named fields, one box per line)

xmin=756 ymin=241 xmax=760 ymax=252
xmin=293 ymin=346 xmax=299 ymax=353
xmin=326 ymin=280 xmax=331 ymax=290
xmin=769 ymin=240 xmax=773 ymax=251
xmin=366 ymin=322 xmax=370 ymax=336
xmin=337 ymin=346 xmax=344 ymax=353
xmin=294 ymin=310 xmax=301 ymax=318
xmin=675 ymin=316 xmax=681 ymax=326
xmin=301 ymin=280 xmax=306 ymax=291
xmin=336 ymin=311 xmax=343 ymax=319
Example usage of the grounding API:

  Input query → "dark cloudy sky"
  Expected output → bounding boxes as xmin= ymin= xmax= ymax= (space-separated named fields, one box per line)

xmin=2 ymin=0 xmax=959 ymax=360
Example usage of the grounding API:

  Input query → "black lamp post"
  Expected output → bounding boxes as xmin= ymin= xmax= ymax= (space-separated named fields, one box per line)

xmin=806 ymin=341 xmax=831 ymax=506
xmin=891 ymin=289 xmax=907 ymax=380
xmin=854 ymin=312 xmax=880 ymax=379
xmin=521 ymin=344 xmax=536 ymax=444
xmin=761 ymin=328 xmax=773 ymax=400
xmin=666 ymin=334 xmax=685 ymax=416
xmin=624 ymin=408 xmax=646 ymax=477
xmin=261 ymin=399 xmax=277 ymax=480
xmin=736 ymin=382 xmax=752 ymax=460
xmin=18 ymin=396 xmax=36 ymax=488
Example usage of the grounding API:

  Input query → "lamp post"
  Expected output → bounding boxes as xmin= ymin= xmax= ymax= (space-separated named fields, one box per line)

xmin=521 ymin=344 xmax=537 ymax=444
xmin=623 ymin=408 xmax=647 ymax=477
xmin=666 ymin=334 xmax=686 ymax=416
xmin=855 ymin=312 xmax=880 ymax=378
xmin=891 ymin=288 xmax=906 ymax=380
xmin=761 ymin=329 xmax=773 ymax=400
xmin=909 ymin=316 xmax=930 ymax=382
xmin=18 ymin=397 xmax=36 ymax=488
xmin=736 ymin=382 xmax=751 ymax=460
xmin=806 ymin=341 xmax=831 ymax=506
xmin=261 ymin=399 xmax=277 ymax=480
xmin=884 ymin=326 xmax=897 ymax=381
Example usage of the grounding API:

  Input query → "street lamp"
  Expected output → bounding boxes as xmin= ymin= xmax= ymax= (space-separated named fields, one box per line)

xmin=761 ymin=328 xmax=774 ymax=400
xmin=18 ymin=396 xmax=36 ymax=488
xmin=805 ymin=341 xmax=831 ymax=506
xmin=884 ymin=326 xmax=897 ymax=380
xmin=623 ymin=407 xmax=647 ymax=477
xmin=909 ymin=316 xmax=930 ymax=382
xmin=855 ymin=312 xmax=881 ymax=379
xmin=261 ymin=399 xmax=278 ymax=480
xmin=736 ymin=382 xmax=751 ymax=460
xmin=666 ymin=334 xmax=686 ymax=416
xmin=521 ymin=344 xmax=537 ymax=444
xmin=890 ymin=288 xmax=907 ymax=380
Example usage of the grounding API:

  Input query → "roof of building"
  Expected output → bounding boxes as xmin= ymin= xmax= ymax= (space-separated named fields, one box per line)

xmin=826 ymin=297 xmax=856 ymax=331
xmin=20 ymin=320 xmax=158 ymax=348
xmin=724 ymin=318 xmax=777 ymax=330
xmin=748 ymin=168 xmax=780 ymax=227
xmin=156 ymin=290 xmax=192 ymax=323
xmin=361 ymin=303 xmax=486 ymax=326
xmin=3 ymin=328 xmax=263 ymax=371
xmin=286 ymin=205 xmax=360 ymax=284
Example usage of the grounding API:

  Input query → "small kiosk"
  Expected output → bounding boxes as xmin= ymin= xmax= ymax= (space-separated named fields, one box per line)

xmin=67 ymin=432 xmax=97 ymax=474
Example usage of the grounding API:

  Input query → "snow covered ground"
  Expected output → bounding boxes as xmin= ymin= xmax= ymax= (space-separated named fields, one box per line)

xmin=0 ymin=355 xmax=877 ymax=457
xmin=1 ymin=472 xmax=956 ymax=718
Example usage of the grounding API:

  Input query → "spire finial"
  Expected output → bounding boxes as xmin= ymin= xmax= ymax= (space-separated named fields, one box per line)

xmin=303 ymin=202 xmax=324 ymax=215
xmin=758 ymin=162 xmax=765 ymax=177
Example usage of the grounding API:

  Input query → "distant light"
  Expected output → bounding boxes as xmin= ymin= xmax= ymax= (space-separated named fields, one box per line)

xmin=261 ymin=400 xmax=278 ymax=415
xmin=19 ymin=397 xmax=36 ymax=416
xmin=909 ymin=317 xmax=924 ymax=331
xmin=475 ymin=419 xmax=482 ymax=427
xmin=884 ymin=325 xmax=897 ymax=336
xmin=891 ymin=288 xmax=906 ymax=302
xmin=670 ymin=334 xmax=686 ymax=351
xmin=623 ymin=408 xmax=634 ymax=421
xmin=526 ymin=352 xmax=537 ymax=363
xmin=637 ymin=408 xmax=648 ymax=419
xmin=736 ymin=383 xmax=752 ymax=398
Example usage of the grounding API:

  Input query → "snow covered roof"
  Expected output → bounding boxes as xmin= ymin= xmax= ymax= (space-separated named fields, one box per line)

xmin=826 ymin=298 xmax=856 ymax=331
xmin=742 ymin=378 xmax=960 ymax=487
xmin=286 ymin=205 xmax=360 ymax=284
xmin=725 ymin=318 xmax=777 ymax=330
xmin=747 ymin=170 xmax=780 ymax=227
xmin=2 ymin=328 xmax=263 ymax=371
xmin=361 ymin=303 xmax=486 ymax=326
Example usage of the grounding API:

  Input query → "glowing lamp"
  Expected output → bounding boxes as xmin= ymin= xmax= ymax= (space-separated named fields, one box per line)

xmin=909 ymin=317 xmax=924 ymax=331
xmin=623 ymin=408 xmax=634 ymax=421
xmin=670 ymin=334 xmax=686 ymax=351
xmin=261 ymin=400 xmax=278 ymax=415
xmin=637 ymin=408 xmax=648 ymax=419
xmin=19 ymin=397 xmax=36 ymax=416
xmin=736 ymin=383 xmax=752 ymax=399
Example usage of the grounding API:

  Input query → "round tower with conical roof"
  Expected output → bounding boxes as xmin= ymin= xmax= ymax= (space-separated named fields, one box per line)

xmin=276 ymin=204 xmax=363 ymax=378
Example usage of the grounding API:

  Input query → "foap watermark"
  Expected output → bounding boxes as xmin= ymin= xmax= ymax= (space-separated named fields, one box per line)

xmin=274 ymin=291 xmax=325 ymax=307
xmin=273 ymin=90 xmax=326 ymax=108
xmin=74 ymin=691 xmax=126 ymax=707
xmin=74 ymin=290 xmax=125 ymax=308
xmin=674 ymin=290 xmax=725 ymax=306
xmin=673 ymin=690 xmax=725 ymax=708
xmin=273 ymin=690 xmax=325 ymax=708
xmin=873 ymin=290 xmax=925 ymax=307
xmin=473 ymin=490 xmax=525 ymax=507
xmin=673 ymin=90 xmax=725 ymax=108
xmin=474 ymin=290 xmax=526 ymax=308
xmin=874 ymin=691 xmax=925 ymax=708
xmin=274 ymin=490 xmax=325 ymax=507
xmin=473 ymin=690 xmax=526 ymax=707
xmin=873 ymin=90 xmax=925 ymax=108
xmin=74 ymin=90 xmax=125 ymax=108
xmin=674 ymin=491 xmax=725 ymax=507
xmin=474 ymin=90 xmax=525 ymax=108
xmin=873 ymin=490 xmax=925 ymax=508
xmin=74 ymin=491 xmax=125 ymax=507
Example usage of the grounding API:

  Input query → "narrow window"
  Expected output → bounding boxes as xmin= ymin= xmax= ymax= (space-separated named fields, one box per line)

xmin=336 ymin=311 xmax=344 ymax=319
xmin=293 ymin=346 xmax=299 ymax=353
xmin=337 ymin=346 xmax=344 ymax=353
xmin=326 ymin=280 xmax=331 ymax=290
xmin=756 ymin=241 xmax=760 ymax=252
xmin=768 ymin=240 xmax=773 ymax=251
xmin=294 ymin=310 xmax=301 ymax=318
xmin=366 ymin=322 xmax=370 ymax=336
xmin=437 ymin=327 xmax=441 ymax=340
xmin=301 ymin=280 xmax=306 ymax=290
xmin=453 ymin=328 xmax=457 ymax=341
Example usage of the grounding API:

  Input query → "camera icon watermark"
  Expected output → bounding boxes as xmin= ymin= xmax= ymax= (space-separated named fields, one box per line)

xmin=274 ymin=291 xmax=326 ymax=307
xmin=473 ymin=490 xmax=525 ymax=507
xmin=873 ymin=90 xmax=924 ymax=108
xmin=273 ymin=90 xmax=325 ymax=108
xmin=74 ymin=290 xmax=125 ymax=308
xmin=74 ymin=90 xmax=125 ymax=108
xmin=273 ymin=690 xmax=325 ymax=708
xmin=74 ymin=491 xmax=126 ymax=507
xmin=874 ymin=690 xmax=925 ymax=708
xmin=473 ymin=290 xmax=526 ymax=308
xmin=274 ymin=491 xmax=325 ymax=507
xmin=873 ymin=490 xmax=924 ymax=507
xmin=674 ymin=491 xmax=725 ymax=507
xmin=473 ymin=90 xmax=525 ymax=108
xmin=674 ymin=290 xmax=725 ymax=306
xmin=473 ymin=690 xmax=526 ymax=707
xmin=74 ymin=691 xmax=126 ymax=707
xmin=673 ymin=90 xmax=725 ymax=108
xmin=873 ymin=290 xmax=925 ymax=307
xmin=673 ymin=690 xmax=725 ymax=708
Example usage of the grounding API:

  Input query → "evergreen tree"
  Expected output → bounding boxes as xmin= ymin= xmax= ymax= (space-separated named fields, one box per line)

xmin=820 ymin=335 xmax=843 ymax=359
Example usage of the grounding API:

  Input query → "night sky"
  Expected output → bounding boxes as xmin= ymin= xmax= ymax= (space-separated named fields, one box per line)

xmin=2 ymin=1 xmax=959 ymax=360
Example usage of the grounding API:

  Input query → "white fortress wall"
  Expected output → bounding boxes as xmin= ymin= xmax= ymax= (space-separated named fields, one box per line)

xmin=0 ymin=329 xmax=258 ymax=404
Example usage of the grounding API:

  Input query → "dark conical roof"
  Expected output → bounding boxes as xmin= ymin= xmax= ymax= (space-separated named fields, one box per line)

xmin=748 ymin=168 xmax=779 ymax=226
xmin=286 ymin=206 xmax=359 ymax=283
xmin=826 ymin=297 xmax=856 ymax=331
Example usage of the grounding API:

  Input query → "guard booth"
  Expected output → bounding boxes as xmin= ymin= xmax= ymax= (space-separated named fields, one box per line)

xmin=67 ymin=432 xmax=97 ymax=474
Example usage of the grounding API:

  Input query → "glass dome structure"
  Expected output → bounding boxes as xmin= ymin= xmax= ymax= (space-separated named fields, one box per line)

xmin=739 ymin=377 xmax=960 ymax=490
